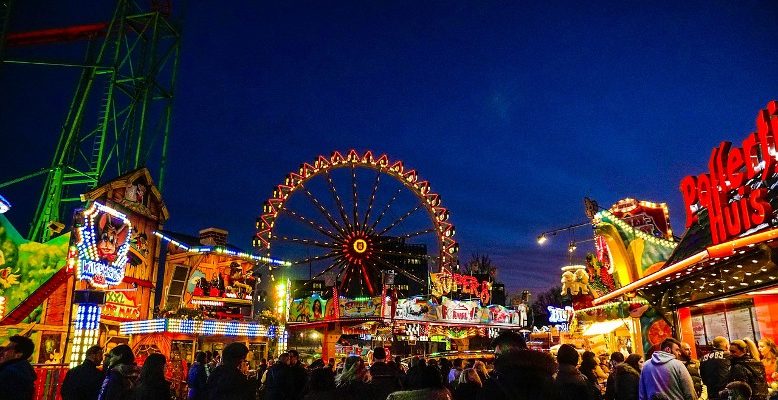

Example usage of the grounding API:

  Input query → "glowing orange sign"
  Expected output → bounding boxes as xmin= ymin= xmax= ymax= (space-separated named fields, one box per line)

xmin=353 ymin=239 xmax=367 ymax=253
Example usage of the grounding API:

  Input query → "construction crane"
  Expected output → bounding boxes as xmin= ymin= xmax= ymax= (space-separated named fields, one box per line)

xmin=0 ymin=0 xmax=180 ymax=242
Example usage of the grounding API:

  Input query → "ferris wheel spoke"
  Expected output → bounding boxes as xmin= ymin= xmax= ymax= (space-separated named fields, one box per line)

xmin=324 ymin=170 xmax=353 ymax=231
xmin=377 ymin=204 xmax=422 ymax=236
xmin=362 ymin=171 xmax=381 ymax=230
xmin=351 ymin=166 xmax=360 ymax=230
xmin=368 ymin=187 xmax=403 ymax=234
xmin=299 ymin=183 xmax=348 ymax=235
xmin=372 ymin=255 xmax=425 ymax=285
xmin=339 ymin=264 xmax=353 ymax=293
xmin=395 ymin=227 xmax=437 ymax=240
xmin=291 ymin=250 xmax=341 ymax=266
xmin=358 ymin=262 xmax=375 ymax=295
xmin=280 ymin=208 xmax=341 ymax=241
xmin=275 ymin=236 xmax=341 ymax=249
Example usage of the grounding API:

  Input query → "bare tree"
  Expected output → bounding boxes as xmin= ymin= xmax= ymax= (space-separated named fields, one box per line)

xmin=465 ymin=253 xmax=497 ymax=280
xmin=530 ymin=285 xmax=565 ymax=327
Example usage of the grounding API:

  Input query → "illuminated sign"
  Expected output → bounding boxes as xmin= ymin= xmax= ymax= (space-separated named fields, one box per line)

xmin=680 ymin=101 xmax=778 ymax=245
xmin=74 ymin=202 xmax=132 ymax=288
xmin=353 ymin=239 xmax=367 ymax=253
xmin=101 ymin=291 xmax=141 ymax=322
xmin=548 ymin=306 xmax=574 ymax=323
xmin=548 ymin=305 xmax=574 ymax=332
xmin=430 ymin=272 xmax=492 ymax=304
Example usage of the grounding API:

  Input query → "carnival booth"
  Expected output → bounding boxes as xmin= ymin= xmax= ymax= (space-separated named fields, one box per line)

xmin=284 ymin=269 xmax=530 ymax=360
xmin=124 ymin=228 xmax=291 ymax=363
xmin=594 ymin=101 xmax=778 ymax=379
xmin=561 ymin=197 xmax=679 ymax=356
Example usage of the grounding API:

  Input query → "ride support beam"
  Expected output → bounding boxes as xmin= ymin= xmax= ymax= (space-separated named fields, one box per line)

xmin=6 ymin=23 xmax=108 ymax=46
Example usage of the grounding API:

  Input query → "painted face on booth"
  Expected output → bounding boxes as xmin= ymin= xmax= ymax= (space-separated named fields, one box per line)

xmin=98 ymin=229 xmax=118 ymax=260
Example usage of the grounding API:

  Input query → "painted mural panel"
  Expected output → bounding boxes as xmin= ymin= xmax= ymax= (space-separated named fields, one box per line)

xmin=0 ymin=215 xmax=69 ymax=322
xmin=289 ymin=295 xmax=327 ymax=322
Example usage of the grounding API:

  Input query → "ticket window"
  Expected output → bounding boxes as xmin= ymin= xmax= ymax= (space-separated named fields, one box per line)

xmin=688 ymin=297 xmax=761 ymax=357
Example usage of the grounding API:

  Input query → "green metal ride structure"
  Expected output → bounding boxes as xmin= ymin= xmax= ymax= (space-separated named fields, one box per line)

xmin=0 ymin=0 xmax=180 ymax=242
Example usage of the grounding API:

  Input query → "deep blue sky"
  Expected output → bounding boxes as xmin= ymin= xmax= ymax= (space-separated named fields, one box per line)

xmin=2 ymin=1 xmax=778 ymax=298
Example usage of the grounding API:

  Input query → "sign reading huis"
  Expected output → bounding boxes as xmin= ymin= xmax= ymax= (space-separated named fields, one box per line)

xmin=680 ymin=101 xmax=778 ymax=244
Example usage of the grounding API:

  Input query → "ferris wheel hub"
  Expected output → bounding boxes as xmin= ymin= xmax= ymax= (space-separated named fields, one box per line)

xmin=343 ymin=231 xmax=372 ymax=265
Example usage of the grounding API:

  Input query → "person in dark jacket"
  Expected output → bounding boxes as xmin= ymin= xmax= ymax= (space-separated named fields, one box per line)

xmin=288 ymin=350 xmax=308 ymax=400
xmin=134 ymin=353 xmax=172 ymax=400
xmin=206 ymin=342 xmax=257 ymax=400
xmin=187 ymin=351 xmax=208 ymax=400
xmin=680 ymin=342 xmax=703 ymax=398
xmin=728 ymin=339 xmax=768 ymax=400
xmin=0 ymin=335 xmax=37 ymax=400
xmin=368 ymin=347 xmax=402 ymax=400
xmin=701 ymin=336 xmax=731 ymax=400
xmin=605 ymin=353 xmax=641 ymax=400
xmin=477 ymin=331 xmax=558 ymax=400
xmin=99 ymin=344 xmax=140 ymax=400
xmin=303 ymin=367 xmax=336 ymax=400
xmin=263 ymin=353 xmax=292 ymax=400
xmin=62 ymin=345 xmax=105 ymax=400
xmin=556 ymin=344 xmax=598 ymax=400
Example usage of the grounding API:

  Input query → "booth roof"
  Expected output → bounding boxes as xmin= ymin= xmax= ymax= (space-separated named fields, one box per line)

xmin=157 ymin=229 xmax=251 ymax=255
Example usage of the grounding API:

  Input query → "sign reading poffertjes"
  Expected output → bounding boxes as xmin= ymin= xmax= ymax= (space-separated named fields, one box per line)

xmin=680 ymin=101 xmax=778 ymax=245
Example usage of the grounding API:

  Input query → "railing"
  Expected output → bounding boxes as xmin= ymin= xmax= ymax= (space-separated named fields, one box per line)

xmin=32 ymin=364 xmax=68 ymax=400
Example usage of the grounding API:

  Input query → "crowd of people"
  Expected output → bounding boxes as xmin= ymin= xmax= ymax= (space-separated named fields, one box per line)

xmin=2 ymin=332 xmax=778 ymax=400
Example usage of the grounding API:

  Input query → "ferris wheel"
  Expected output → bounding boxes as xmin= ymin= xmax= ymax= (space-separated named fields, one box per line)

xmin=254 ymin=150 xmax=458 ymax=297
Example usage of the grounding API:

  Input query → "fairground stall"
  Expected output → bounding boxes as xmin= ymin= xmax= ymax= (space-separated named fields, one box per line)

xmin=559 ymin=198 xmax=679 ymax=356
xmin=594 ymin=101 xmax=778 ymax=370
xmin=282 ymin=269 xmax=529 ymax=361
xmin=120 ymin=227 xmax=291 ymax=397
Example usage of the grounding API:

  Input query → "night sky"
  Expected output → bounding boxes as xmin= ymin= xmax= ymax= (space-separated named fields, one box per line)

xmin=2 ymin=1 xmax=778 ymax=298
